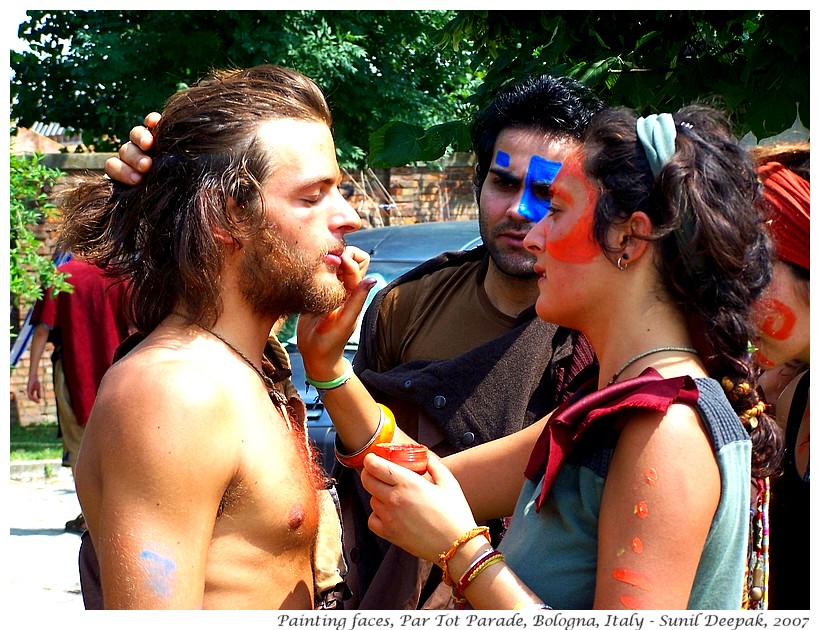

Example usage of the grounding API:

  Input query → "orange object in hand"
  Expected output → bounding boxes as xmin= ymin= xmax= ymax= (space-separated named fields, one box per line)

xmin=373 ymin=443 xmax=429 ymax=474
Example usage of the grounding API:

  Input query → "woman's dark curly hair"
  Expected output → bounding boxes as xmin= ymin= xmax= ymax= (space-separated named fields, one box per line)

xmin=582 ymin=105 xmax=783 ymax=478
xmin=57 ymin=64 xmax=332 ymax=334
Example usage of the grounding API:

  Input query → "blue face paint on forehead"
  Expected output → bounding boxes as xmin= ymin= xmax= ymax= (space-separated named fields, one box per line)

xmin=517 ymin=156 xmax=562 ymax=223
xmin=495 ymin=150 xmax=511 ymax=168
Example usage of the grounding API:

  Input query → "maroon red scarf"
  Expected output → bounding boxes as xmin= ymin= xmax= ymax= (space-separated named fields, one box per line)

xmin=524 ymin=368 xmax=700 ymax=511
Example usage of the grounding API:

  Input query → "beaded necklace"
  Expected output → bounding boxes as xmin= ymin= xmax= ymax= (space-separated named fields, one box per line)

xmin=609 ymin=346 xmax=698 ymax=385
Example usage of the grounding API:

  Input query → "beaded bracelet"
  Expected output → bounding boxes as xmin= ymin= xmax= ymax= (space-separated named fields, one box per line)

xmin=305 ymin=357 xmax=354 ymax=391
xmin=438 ymin=526 xmax=491 ymax=586
xmin=334 ymin=403 xmax=396 ymax=470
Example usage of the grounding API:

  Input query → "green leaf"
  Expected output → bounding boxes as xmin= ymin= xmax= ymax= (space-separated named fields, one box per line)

xmin=369 ymin=121 xmax=427 ymax=168
xmin=369 ymin=120 xmax=470 ymax=168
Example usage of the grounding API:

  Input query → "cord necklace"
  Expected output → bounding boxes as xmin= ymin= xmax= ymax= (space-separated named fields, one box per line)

xmin=609 ymin=346 xmax=699 ymax=386
xmin=193 ymin=324 xmax=274 ymax=390
xmin=193 ymin=323 xmax=294 ymax=432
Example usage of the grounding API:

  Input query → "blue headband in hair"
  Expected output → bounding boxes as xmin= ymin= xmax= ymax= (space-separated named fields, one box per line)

xmin=636 ymin=113 xmax=677 ymax=177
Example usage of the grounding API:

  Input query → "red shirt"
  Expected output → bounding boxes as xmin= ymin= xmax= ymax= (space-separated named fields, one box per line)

xmin=31 ymin=259 xmax=131 ymax=426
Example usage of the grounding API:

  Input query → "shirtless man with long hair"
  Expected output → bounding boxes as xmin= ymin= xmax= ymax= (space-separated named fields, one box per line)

xmin=58 ymin=65 xmax=366 ymax=609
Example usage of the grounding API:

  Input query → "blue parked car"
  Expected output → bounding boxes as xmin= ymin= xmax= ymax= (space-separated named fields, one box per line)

xmin=281 ymin=220 xmax=482 ymax=472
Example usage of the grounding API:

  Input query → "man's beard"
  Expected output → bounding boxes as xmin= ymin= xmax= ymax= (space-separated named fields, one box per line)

xmin=239 ymin=228 xmax=347 ymax=320
xmin=478 ymin=213 xmax=538 ymax=278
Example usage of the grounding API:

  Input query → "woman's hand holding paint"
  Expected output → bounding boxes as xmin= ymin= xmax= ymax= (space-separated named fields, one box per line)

xmin=361 ymin=451 xmax=479 ymax=565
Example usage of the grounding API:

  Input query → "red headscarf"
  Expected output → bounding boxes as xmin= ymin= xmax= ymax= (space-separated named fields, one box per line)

xmin=757 ymin=162 xmax=810 ymax=270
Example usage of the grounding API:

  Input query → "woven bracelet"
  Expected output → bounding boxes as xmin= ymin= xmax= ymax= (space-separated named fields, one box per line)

xmin=305 ymin=357 xmax=353 ymax=391
xmin=451 ymin=547 xmax=497 ymax=605
xmin=438 ymin=526 xmax=491 ymax=586
xmin=335 ymin=403 xmax=396 ymax=470
xmin=452 ymin=550 xmax=505 ymax=607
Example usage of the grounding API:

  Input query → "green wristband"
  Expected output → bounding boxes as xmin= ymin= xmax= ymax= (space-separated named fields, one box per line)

xmin=305 ymin=357 xmax=354 ymax=391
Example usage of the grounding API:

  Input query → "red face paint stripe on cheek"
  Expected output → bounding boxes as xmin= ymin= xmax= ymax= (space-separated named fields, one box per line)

xmin=545 ymin=158 xmax=599 ymax=264
xmin=759 ymin=298 xmax=797 ymax=341
xmin=755 ymin=350 xmax=776 ymax=368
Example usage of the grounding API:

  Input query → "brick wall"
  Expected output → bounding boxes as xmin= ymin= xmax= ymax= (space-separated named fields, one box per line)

xmin=387 ymin=156 xmax=477 ymax=223
xmin=10 ymin=152 xmax=479 ymax=426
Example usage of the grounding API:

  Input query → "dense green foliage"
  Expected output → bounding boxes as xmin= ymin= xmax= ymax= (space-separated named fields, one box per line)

xmin=371 ymin=10 xmax=809 ymax=167
xmin=9 ymin=148 xmax=72 ymax=317
xmin=11 ymin=10 xmax=478 ymax=167
xmin=10 ymin=10 xmax=809 ymax=169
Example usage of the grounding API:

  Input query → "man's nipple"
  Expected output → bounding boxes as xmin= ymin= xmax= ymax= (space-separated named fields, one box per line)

xmin=287 ymin=504 xmax=306 ymax=530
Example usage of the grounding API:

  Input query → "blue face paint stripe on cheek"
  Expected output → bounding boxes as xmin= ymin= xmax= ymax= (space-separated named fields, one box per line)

xmin=495 ymin=151 xmax=511 ymax=168
xmin=518 ymin=156 xmax=562 ymax=223
xmin=139 ymin=550 xmax=176 ymax=597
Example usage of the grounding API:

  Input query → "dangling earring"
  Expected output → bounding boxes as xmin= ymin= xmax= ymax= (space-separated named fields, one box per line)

xmin=617 ymin=253 xmax=630 ymax=271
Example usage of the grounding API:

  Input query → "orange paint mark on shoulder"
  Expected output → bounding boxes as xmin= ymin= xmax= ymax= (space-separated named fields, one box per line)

xmin=631 ymin=537 xmax=644 ymax=554
xmin=634 ymin=500 xmax=649 ymax=518
xmin=644 ymin=467 xmax=658 ymax=485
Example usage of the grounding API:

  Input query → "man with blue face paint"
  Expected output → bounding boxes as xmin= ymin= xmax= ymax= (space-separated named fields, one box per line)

xmin=105 ymin=73 xmax=604 ymax=610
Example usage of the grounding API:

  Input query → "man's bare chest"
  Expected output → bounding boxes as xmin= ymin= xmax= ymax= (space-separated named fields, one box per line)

xmin=215 ymin=416 xmax=322 ymax=549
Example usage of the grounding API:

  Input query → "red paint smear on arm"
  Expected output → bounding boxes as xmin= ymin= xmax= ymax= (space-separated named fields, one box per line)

xmin=613 ymin=567 xmax=653 ymax=591
xmin=619 ymin=594 xmax=645 ymax=609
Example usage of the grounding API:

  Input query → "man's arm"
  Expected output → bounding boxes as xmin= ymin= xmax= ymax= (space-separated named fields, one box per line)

xmin=26 ymin=323 xmax=51 ymax=403
xmin=76 ymin=358 xmax=237 ymax=608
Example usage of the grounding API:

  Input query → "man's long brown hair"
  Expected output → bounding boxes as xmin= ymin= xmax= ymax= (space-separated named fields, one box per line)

xmin=58 ymin=65 xmax=332 ymax=333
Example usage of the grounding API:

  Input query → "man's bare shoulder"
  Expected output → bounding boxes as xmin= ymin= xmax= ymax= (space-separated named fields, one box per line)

xmin=85 ymin=334 xmax=249 ymax=470
xmin=101 ymin=336 xmax=226 ymax=412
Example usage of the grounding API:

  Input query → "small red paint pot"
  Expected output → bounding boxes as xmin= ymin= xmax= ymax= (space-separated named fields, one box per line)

xmin=373 ymin=443 xmax=428 ymax=474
